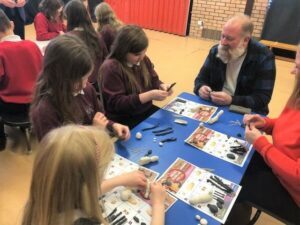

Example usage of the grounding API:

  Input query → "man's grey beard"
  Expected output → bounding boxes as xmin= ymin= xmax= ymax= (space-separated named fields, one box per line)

xmin=217 ymin=44 xmax=246 ymax=64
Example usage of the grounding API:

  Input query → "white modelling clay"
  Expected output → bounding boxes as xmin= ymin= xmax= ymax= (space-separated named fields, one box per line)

xmin=135 ymin=132 xmax=142 ymax=139
xmin=138 ymin=156 xmax=151 ymax=166
xmin=200 ymin=218 xmax=208 ymax=225
xmin=144 ymin=179 xmax=151 ymax=198
xmin=189 ymin=192 xmax=213 ymax=205
xmin=189 ymin=186 xmax=213 ymax=205
xmin=207 ymin=110 xmax=224 ymax=124
xmin=120 ymin=189 xmax=132 ymax=201
xmin=150 ymin=155 xmax=159 ymax=162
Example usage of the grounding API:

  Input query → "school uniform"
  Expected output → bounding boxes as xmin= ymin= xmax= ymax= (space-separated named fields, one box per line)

xmin=69 ymin=29 xmax=108 ymax=85
xmin=0 ymin=35 xmax=43 ymax=149
xmin=31 ymin=83 xmax=113 ymax=141
xmin=34 ymin=12 xmax=66 ymax=41
xmin=99 ymin=24 xmax=118 ymax=51
xmin=100 ymin=56 xmax=162 ymax=128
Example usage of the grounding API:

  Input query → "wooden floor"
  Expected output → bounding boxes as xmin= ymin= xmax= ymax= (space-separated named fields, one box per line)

xmin=0 ymin=25 xmax=293 ymax=225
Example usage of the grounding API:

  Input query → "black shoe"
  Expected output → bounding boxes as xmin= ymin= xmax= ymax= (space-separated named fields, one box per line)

xmin=0 ymin=137 xmax=6 ymax=151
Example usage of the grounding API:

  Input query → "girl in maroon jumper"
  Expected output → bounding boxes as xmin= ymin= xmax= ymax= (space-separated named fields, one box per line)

xmin=30 ymin=34 xmax=130 ymax=141
xmin=100 ymin=25 xmax=173 ymax=128
xmin=94 ymin=2 xmax=123 ymax=51
xmin=64 ymin=0 xmax=108 ymax=90
xmin=34 ymin=0 xmax=66 ymax=41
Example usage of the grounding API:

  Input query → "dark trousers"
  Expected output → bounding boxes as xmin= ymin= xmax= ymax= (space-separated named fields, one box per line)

xmin=0 ymin=100 xmax=29 ymax=138
xmin=225 ymin=152 xmax=300 ymax=225
xmin=3 ymin=8 xmax=25 ymax=39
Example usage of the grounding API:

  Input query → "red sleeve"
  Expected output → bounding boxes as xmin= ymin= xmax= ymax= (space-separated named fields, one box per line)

xmin=261 ymin=117 xmax=276 ymax=134
xmin=34 ymin=13 xmax=60 ymax=41
xmin=0 ymin=57 xmax=4 ymax=82
xmin=254 ymin=136 xmax=300 ymax=187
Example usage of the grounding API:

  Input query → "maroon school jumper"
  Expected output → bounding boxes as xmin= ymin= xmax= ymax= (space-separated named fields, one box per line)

xmin=100 ymin=56 xmax=162 ymax=126
xmin=69 ymin=30 xmax=108 ymax=84
xmin=100 ymin=24 xmax=117 ymax=51
xmin=31 ymin=83 xmax=112 ymax=141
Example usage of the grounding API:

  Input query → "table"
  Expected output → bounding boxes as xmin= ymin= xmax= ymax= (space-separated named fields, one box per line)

xmin=115 ymin=92 xmax=254 ymax=225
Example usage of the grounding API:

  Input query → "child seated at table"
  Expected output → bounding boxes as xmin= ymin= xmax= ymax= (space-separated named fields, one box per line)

xmin=99 ymin=25 xmax=173 ymax=128
xmin=30 ymin=34 xmax=129 ymax=141
xmin=0 ymin=10 xmax=43 ymax=150
xmin=94 ymin=2 xmax=123 ymax=51
xmin=34 ymin=0 xmax=66 ymax=41
xmin=64 ymin=0 xmax=108 ymax=91
xmin=21 ymin=125 xmax=166 ymax=225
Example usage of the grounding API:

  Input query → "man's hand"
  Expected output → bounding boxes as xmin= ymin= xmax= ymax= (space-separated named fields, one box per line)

xmin=0 ymin=0 xmax=16 ymax=8
xmin=16 ymin=0 xmax=26 ymax=7
xmin=198 ymin=85 xmax=212 ymax=100
xmin=210 ymin=91 xmax=232 ymax=105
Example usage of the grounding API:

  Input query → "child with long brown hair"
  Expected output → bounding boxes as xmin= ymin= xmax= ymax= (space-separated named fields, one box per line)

xmin=30 ymin=34 xmax=129 ymax=141
xmin=21 ymin=125 xmax=166 ymax=225
xmin=64 ymin=0 xmax=108 ymax=89
xmin=100 ymin=25 xmax=173 ymax=128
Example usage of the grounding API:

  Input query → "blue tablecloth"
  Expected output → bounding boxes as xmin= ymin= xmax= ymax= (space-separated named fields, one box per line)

xmin=115 ymin=92 xmax=254 ymax=225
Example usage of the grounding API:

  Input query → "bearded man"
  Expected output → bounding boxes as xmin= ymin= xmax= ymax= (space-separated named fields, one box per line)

xmin=194 ymin=14 xmax=276 ymax=114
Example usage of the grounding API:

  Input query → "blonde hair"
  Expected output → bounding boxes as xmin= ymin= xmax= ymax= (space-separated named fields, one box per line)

xmin=94 ymin=2 xmax=122 ymax=32
xmin=287 ymin=44 xmax=300 ymax=108
xmin=22 ymin=125 xmax=114 ymax=225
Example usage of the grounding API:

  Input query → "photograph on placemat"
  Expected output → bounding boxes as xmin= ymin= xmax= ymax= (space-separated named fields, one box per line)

xmin=157 ymin=158 xmax=241 ymax=223
xmin=185 ymin=126 xmax=252 ymax=167
xmin=163 ymin=97 xmax=218 ymax=122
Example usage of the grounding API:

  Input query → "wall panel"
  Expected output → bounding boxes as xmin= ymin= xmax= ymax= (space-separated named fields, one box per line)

xmin=105 ymin=0 xmax=190 ymax=36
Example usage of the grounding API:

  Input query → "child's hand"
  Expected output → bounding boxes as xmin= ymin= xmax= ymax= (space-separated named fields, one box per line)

xmin=243 ymin=114 xmax=265 ymax=128
xmin=245 ymin=123 xmax=263 ymax=144
xmin=112 ymin=123 xmax=130 ymax=140
xmin=160 ymin=83 xmax=174 ymax=96
xmin=150 ymin=90 xmax=169 ymax=101
xmin=150 ymin=182 xmax=166 ymax=207
xmin=119 ymin=170 xmax=147 ymax=189
xmin=93 ymin=112 xmax=108 ymax=128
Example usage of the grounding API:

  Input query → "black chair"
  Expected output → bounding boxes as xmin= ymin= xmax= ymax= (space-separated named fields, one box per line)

xmin=1 ymin=112 xmax=31 ymax=153
xmin=248 ymin=206 xmax=296 ymax=225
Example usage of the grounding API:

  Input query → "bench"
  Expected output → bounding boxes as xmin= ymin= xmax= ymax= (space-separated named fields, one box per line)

xmin=260 ymin=40 xmax=297 ymax=62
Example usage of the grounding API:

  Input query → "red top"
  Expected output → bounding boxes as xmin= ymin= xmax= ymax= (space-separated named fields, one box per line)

xmin=34 ymin=12 xmax=66 ymax=41
xmin=0 ymin=40 xmax=43 ymax=103
xmin=254 ymin=107 xmax=300 ymax=206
